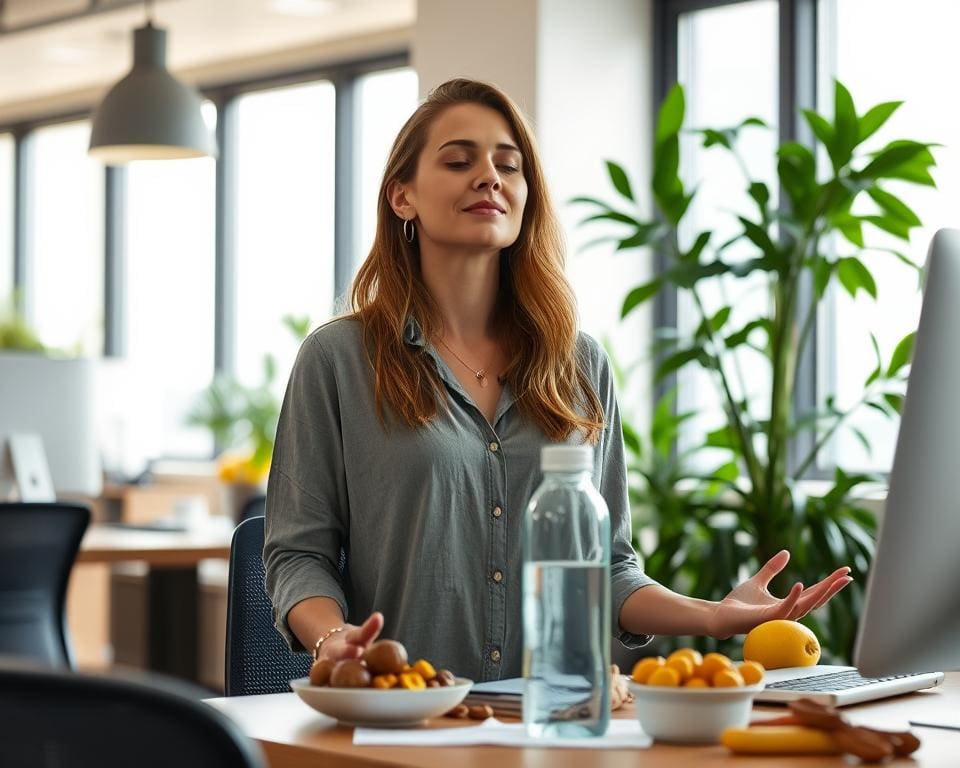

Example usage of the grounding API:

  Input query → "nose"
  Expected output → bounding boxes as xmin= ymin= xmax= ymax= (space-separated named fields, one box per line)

xmin=473 ymin=159 xmax=501 ymax=191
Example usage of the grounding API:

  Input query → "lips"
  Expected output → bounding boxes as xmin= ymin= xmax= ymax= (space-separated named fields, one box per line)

xmin=464 ymin=201 xmax=505 ymax=213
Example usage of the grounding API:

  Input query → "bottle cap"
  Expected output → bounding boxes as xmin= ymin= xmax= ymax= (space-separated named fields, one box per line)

xmin=540 ymin=445 xmax=593 ymax=472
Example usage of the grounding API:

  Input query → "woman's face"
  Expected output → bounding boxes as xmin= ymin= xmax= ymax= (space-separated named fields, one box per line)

xmin=398 ymin=102 xmax=528 ymax=252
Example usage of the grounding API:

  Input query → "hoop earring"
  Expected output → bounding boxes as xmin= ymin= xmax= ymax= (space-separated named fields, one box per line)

xmin=403 ymin=218 xmax=416 ymax=243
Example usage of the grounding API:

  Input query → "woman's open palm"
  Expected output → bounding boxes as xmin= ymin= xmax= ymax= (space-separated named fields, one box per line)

xmin=706 ymin=550 xmax=852 ymax=639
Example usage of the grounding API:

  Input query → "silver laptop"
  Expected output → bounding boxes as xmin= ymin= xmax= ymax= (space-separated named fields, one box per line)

xmin=756 ymin=230 xmax=960 ymax=707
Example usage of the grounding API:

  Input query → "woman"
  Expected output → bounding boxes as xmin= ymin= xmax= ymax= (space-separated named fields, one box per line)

xmin=263 ymin=79 xmax=851 ymax=682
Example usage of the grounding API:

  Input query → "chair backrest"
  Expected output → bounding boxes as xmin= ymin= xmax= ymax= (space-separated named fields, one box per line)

xmin=0 ymin=502 xmax=90 ymax=668
xmin=0 ymin=662 xmax=266 ymax=768
xmin=225 ymin=515 xmax=313 ymax=695
xmin=237 ymin=493 xmax=266 ymax=524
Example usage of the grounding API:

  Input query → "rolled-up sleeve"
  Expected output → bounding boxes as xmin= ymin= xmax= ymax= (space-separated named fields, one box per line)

xmin=264 ymin=334 xmax=350 ymax=651
xmin=589 ymin=338 xmax=658 ymax=649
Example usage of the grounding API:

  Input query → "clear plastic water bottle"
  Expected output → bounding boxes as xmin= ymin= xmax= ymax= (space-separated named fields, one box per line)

xmin=522 ymin=445 xmax=611 ymax=738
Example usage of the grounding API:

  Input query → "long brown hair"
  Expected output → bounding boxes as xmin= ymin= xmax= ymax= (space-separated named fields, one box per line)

xmin=350 ymin=78 xmax=604 ymax=443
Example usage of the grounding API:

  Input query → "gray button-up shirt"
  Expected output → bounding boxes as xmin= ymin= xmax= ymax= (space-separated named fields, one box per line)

xmin=264 ymin=316 xmax=656 ymax=682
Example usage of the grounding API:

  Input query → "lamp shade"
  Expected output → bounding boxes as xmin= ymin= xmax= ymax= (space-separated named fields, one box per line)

xmin=89 ymin=23 xmax=216 ymax=164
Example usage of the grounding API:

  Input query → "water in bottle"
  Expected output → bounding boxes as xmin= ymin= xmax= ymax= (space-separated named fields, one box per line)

xmin=522 ymin=445 xmax=611 ymax=738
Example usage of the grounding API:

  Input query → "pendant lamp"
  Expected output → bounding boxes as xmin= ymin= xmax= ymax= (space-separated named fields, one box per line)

xmin=89 ymin=19 xmax=217 ymax=164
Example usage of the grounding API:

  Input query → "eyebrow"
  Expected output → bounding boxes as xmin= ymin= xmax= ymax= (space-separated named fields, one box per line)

xmin=437 ymin=139 xmax=522 ymax=154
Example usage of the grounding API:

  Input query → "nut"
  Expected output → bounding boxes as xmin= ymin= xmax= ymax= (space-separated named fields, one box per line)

xmin=435 ymin=669 xmax=456 ymax=687
xmin=446 ymin=705 xmax=470 ymax=719
xmin=468 ymin=705 xmax=493 ymax=720
xmin=308 ymin=658 xmax=336 ymax=687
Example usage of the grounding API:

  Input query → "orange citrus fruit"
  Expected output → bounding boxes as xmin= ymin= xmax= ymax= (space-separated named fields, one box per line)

xmin=631 ymin=656 xmax=665 ymax=684
xmin=743 ymin=620 xmax=821 ymax=669
xmin=684 ymin=677 xmax=710 ymax=688
xmin=667 ymin=648 xmax=704 ymax=668
xmin=738 ymin=660 xmax=765 ymax=685
xmin=713 ymin=667 xmax=746 ymax=687
xmin=665 ymin=656 xmax=694 ymax=682
xmin=695 ymin=652 xmax=733 ymax=681
xmin=647 ymin=666 xmax=682 ymax=687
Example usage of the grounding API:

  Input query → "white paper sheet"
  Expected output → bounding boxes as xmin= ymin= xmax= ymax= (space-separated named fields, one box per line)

xmin=354 ymin=717 xmax=652 ymax=749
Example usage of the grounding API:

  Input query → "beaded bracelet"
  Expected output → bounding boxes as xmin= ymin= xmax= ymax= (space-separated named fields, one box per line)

xmin=313 ymin=626 xmax=345 ymax=660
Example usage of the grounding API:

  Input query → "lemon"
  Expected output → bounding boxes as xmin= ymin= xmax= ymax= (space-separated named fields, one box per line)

xmin=743 ymin=620 xmax=821 ymax=669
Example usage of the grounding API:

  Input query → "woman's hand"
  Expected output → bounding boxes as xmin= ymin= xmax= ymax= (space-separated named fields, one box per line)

xmin=316 ymin=611 xmax=384 ymax=662
xmin=706 ymin=550 xmax=853 ymax=639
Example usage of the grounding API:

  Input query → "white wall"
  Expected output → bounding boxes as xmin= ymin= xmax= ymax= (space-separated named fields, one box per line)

xmin=414 ymin=0 xmax=655 ymax=430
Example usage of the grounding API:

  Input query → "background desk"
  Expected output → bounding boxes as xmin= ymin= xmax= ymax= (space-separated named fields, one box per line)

xmin=207 ymin=672 xmax=959 ymax=767
xmin=75 ymin=525 xmax=232 ymax=684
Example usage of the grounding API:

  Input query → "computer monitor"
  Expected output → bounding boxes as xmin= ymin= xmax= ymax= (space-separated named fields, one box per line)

xmin=854 ymin=228 xmax=960 ymax=677
xmin=0 ymin=353 xmax=102 ymax=500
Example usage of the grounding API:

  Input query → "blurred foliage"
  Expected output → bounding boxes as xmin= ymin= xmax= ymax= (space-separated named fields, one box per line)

xmin=582 ymin=81 xmax=934 ymax=662
xmin=188 ymin=314 xmax=312 ymax=478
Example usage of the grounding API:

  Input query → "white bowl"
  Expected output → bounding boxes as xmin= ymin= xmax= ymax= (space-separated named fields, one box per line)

xmin=628 ymin=681 xmax=764 ymax=744
xmin=290 ymin=676 xmax=473 ymax=727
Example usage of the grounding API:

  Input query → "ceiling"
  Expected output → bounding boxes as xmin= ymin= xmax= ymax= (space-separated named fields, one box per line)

xmin=0 ymin=0 xmax=414 ymax=121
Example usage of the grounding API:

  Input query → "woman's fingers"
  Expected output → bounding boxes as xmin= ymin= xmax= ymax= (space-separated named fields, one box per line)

xmin=344 ymin=611 xmax=384 ymax=647
xmin=752 ymin=550 xmax=791 ymax=590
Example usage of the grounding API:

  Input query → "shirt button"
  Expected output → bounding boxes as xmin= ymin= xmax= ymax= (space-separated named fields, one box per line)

xmin=490 ymin=648 xmax=501 ymax=663
xmin=492 ymin=570 xmax=503 ymax=583
xmin=488 ymin=441 xmax=499 ymax=452
xmin=492 ymin=506 xmax=502 ymax=518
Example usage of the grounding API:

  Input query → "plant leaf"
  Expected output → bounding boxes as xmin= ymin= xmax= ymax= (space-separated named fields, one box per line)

xmin=621 ymin=278 xmax=663 ymax=318
xmin=833 ymin=80 xmax=859 ymax=169
xmin=857 ymin=100 xmax=902 ymax=144
xmin=656 ymin=83 xmax=685 ymax=145
xmin=887 ymin=331 xmax=916 ymax=377
xmin=866 ymin=187 xmax=922 ymax=226
xmin=606 ymin=160 xmax=634 ymax=202
xmin=837 ymin=257 xmax=878 ymax=299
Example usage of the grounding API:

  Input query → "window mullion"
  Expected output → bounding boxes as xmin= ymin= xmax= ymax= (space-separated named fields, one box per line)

xmin=779 ymin=0 xmax=820 ymax=477
xmin=333 ymin=74 xmax=358 ymax=304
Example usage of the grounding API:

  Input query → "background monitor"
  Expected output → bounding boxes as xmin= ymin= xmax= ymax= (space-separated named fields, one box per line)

xmin=0 ymin=353 xmax=102 ymax=499
xmin=854 ymin=228 xmax=960 ymax=677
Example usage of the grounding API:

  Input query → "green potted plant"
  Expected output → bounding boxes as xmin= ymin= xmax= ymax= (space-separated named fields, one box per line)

xmin=578 ymin=81 xmax=936 ymax=662
xmin=188 ymin=314 xmax=313 ymax=518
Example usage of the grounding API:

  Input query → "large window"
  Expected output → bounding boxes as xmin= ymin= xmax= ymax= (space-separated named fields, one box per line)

xmin=356 ymin=67 xmax=419 ymax=266
xmin=234 ymin=81 xmax=337 ymax=397
xmin=0 ymin=133 xmax=12 ymax=302
xmin=674 ymin=0 xmax=779 ymax=462
xmin=27 ymin=121 xmax=104 ymax=354
xmin=818 ymin=0 xmax=960 ymax=472
xmin=125 ymin=108 xmax=217 ymax=459
xmin=2 ymin=56 xmax=413 ymax=470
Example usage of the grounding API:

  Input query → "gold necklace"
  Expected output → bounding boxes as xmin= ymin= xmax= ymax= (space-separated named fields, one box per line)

xmin=437 ymin=337 xmax=497 ymax=388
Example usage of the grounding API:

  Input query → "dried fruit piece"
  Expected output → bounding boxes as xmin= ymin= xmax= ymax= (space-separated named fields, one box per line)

xmin=412 ymin=659 xmax=437 ymax=680
xmin=371 ymin=673 xmax=398 ymax=689
xmin=398 ymin=671 xmax=426 ymax=690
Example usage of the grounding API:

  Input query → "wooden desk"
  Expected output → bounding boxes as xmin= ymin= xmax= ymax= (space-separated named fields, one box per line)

xmin=207 ymin=672 xmax=959 ymax=767
xmin=77 ymin=524 xmax=232 ymax=683
xmin=78 ymin=524 xmax=232 ymax=566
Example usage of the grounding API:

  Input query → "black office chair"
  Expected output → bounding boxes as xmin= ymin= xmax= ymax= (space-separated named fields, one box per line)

xmin=237 ymin=493 xmax=266 ymax=524
xmin=0 ymin=502 xmax=90 ymax=668
xmin=0 ymin=662 xmax=266 ymax=767
xmin=225 ymin=515 xmax=313 ymax=695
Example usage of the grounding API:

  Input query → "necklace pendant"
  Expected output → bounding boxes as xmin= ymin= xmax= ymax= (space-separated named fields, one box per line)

xmin=477 ymin=370 xmax=488 ymax=388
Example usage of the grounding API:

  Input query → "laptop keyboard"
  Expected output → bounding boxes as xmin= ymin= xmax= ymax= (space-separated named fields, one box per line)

xmin=766 ymin=669 xmax=917 ymax=692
